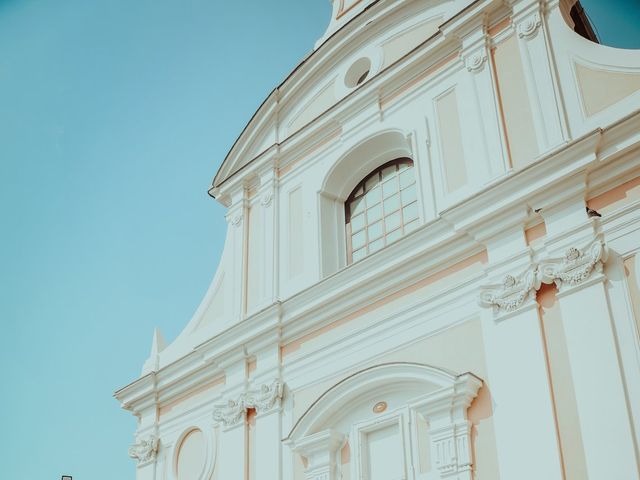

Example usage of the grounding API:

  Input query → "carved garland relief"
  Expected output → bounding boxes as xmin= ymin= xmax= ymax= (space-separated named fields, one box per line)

xmin=213 ymin=379 xmax=284 ymax=427
xmin=479 ymin=235 xmax=608 ymax=314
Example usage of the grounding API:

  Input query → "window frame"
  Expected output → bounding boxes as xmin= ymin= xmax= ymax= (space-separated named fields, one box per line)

xmin=345 ymin=157 xmax=418 ymax=264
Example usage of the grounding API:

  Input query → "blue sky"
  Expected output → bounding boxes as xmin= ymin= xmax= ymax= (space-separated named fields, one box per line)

xmin=0 ymin=1 xmax=638 ymax=478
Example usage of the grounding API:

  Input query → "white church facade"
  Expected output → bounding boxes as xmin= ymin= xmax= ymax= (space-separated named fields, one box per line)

xmin=115 ymin=0 xmax=640 ymax=479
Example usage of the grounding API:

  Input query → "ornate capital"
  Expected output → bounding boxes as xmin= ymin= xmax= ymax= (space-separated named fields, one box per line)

xmin=479 ymin=267 xmax=540 ymax=314
xmin=260 ymin=191 xmax=273 ymax=208
xmin=517 ymin=12 xmax=541 ymax=39
xmin=229 ymin=214 xmax=243 ymax=227
xmin=213 ymin=380 xmax=285 ymax=427
xmin=464 ymin=49 xmax=488 ymax=72
xmin=128 ymin=435 xmax=159 ymax=466
xmin=539 ymin=236 xmax=608 ymax=291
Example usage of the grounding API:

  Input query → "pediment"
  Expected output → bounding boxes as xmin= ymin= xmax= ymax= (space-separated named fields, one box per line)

xmin=211 ymin=0 xmax=454 ymax=193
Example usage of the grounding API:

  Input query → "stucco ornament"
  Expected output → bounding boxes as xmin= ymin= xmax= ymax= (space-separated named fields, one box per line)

xmin=517 ymin=12 xmax=541 ymax=39
xmin=128 ymin=435 xmax=159 ymax=465
xmin=260 ymin=191 xmax=273 ymax=208
xmin=213 ymin=397 xmax=246 ymax=427
xmin=213 ymin=380 xmax=285 ymax=427
xmin=465 ymin=50 xmax=487 ymax=72
xmin=245 ymin=379 xmax=284 ymax=413
xmin=539 ymin=236 xmax=608 ymax=290
xmin=479 ymin=267 xmax=540 ymax=313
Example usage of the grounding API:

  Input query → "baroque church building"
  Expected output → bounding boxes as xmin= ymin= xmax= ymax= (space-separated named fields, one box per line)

xmin=116 ymin=0 xmax=640 ymax=479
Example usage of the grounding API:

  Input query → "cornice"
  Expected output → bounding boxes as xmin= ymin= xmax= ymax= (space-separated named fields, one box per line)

xmin=441 ymin=128 xmax=602 ymax=239
xmin=118 ymin=109 xmax=640 ymax=414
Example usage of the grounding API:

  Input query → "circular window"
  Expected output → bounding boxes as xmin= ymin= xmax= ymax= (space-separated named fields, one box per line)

xmin=176 ymin=429 xmax=206 ymax=480
xmin=345 ymin=57 xmax=372 ymax=88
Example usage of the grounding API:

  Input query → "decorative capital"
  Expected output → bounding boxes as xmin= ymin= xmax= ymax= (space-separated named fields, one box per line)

xmin=464 ymin=50 xmax=488 ymax=72
xmin=260 ymin=191 xmax=273 ymax=208
xmin=230 ymin=215 xmax=243 ymax=227
xmin=517 ymin=12 xmax=541 ymax=39
xmin=539 ymin=236 xmax=608 ymax=291
xmin=479 ymin=267 xmax=540 ymax=314
xmin=128 ymin=435 xmax=159 ymax=466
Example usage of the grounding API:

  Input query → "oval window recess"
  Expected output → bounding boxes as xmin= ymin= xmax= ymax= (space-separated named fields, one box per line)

xmin=372 ymin=401 xmax=388 ymax=414
xmin=176 ymin=429 xmax=206 ymax=480
xmin=345 ymin=57 xmax=372 ymax=88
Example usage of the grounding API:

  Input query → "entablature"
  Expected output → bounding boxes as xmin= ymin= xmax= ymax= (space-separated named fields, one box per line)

xmin=118 ymin=109 xmax=640 ymax=406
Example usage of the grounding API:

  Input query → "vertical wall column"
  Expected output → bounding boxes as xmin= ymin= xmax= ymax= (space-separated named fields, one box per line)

xmin=476 ymin=212 xmax=564 ymax=480
xmin=251 ymin=340 xmax=284 ymax=480
xmin=214 ymin=354 xmax=249 ymax=480
xmin=508 ymin=0 xmax=568 ymax=154
xmin=479 ymin=274 xmax=564 ymax=480
xmin=214 ymin=344 xmax=286 ymax=480
xmin=218 ymin=419 xmax=247 ymax=479
xmin=128 ymin=386 xmax=160 ymax=480
xmin=254 ymin=392 xmax=284 ymax=480
xmin=459 ymin=15 xmax=510 ymax=180
xmin=226 ymin=188 xmax=249 ymax=323
xmin=263 ymin=167 xmax=279 ymax=305
xmin=540 ymin=234 xmax=639 ymax=479
xmin=129 ymin=430 xmax=159 ymax=480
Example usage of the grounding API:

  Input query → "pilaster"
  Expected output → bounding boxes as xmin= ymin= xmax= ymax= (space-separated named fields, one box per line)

xmin=248 ymin=166 xmax=279 ymax=315
xmin=459 ymin=14 xmax=510 ymax=181
xmin=479 ymin=289 xmax=564 ymax=480
xmin=129 ymin=434 xmax=159 ymax=480
xmin=539 ymin=235 xmax=640 ymax=479
xmin=508 ymin=0 xmax=568 ymax=154
xmin=250 ymin=337 xmax=284 ymax=480
xmin=479 ymin=232 xmax=563 ymax=479
xmin=226 ymin=187 xmax=249 ymax=323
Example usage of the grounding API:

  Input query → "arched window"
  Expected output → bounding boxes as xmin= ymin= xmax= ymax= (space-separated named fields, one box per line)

xmin=345 ymin=158 xmax=418 ymax=263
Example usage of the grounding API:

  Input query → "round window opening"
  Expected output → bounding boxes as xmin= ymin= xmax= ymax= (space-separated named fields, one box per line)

xmin=345 ymin=57 xmax=372 ymax=89
xmin=176 ymin=429 xmax=206 ymax=480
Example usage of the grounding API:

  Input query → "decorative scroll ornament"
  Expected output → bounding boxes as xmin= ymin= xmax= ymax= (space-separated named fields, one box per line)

xmin=465 ymin=50 xmax=487 ymax=72
xmin=260 ymin=191 xmax=273 ymax=208
xmin=479 ymin=267 xmax=540 ymax=313
xmin=539 ymin=236 xmax=608 ymax=290
xmin=213 ymin=380 xmax=285 ymax=427
xmin=517 ymin=12 xmax=541 ymax=39
xmin=230 ymin=215 xmax=242 ymax=227
xmin=128 ymin=435 xmax=159 ymax=465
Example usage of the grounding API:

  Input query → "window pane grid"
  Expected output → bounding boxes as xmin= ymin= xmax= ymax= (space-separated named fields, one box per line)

xmin=346 ymin=159 xmax=418 ymax=263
